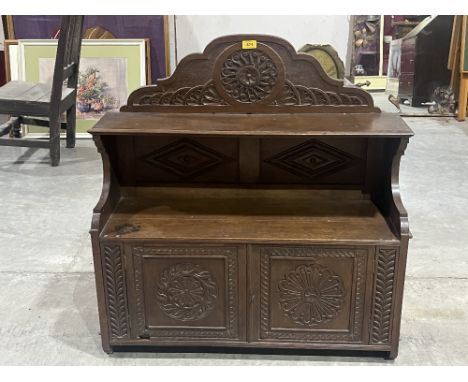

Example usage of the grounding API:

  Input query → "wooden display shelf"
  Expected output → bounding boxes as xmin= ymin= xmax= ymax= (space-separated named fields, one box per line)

xmin=101 ymin=187 xmax=398 ymax=245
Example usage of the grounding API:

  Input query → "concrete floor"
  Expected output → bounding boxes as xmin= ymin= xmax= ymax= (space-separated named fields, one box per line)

xmin=1 ymin=97 xmax=468 ymax=365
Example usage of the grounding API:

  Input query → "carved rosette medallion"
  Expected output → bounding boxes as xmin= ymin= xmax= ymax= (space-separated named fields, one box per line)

xmin=213 ymin=43 xmax=285 ymax=105
xmin=278 ymin=263 xmax=344 ymax=326
xmin=220 ymin=49 xmax=278 ymax=103
xmin=156 ymin=263 xmax=218 ymax=322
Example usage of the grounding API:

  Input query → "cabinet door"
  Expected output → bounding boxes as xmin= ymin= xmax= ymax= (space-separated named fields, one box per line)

xmin=125 ymin=244 xmax=246 ymax=342
xmin=250 ymin=245 xmax=371 ymax=344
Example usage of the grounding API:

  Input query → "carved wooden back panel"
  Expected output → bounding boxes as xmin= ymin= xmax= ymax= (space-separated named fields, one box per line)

xmin=121 ymin=35 xmax=379 ymax=113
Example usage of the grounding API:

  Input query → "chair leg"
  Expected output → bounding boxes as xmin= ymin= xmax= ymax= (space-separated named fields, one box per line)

xmin=0 ymin=117 xmax=20 ymax=137
xmin=49 ymin=117 xmax=61 ymax=166
xmin=12 ymin=116 xmax=22 ymax=138
xmin=66 ymin=104 xmax=76 ymax=148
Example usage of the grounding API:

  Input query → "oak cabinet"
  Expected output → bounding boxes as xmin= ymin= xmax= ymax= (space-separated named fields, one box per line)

xmin=90 ymin=35 xmax=412 ymax=359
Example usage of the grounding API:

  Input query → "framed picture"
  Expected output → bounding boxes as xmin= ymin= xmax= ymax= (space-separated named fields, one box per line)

xmin=0 ymin=17 xmax=6 ymax=86
xmin=10 ymin=15 xmax=169 ymax=81
xmin=0 ymin=16 xmax=5 ymax=51
xmin=18 ymin=39 xmax=147 ymax=135
xmin=4 ymin=39 xmax=19 ymax=82
xmin=5 ymin=38 xmax=152 ymax=84
xmin=1 ymin=15 xmax=14 ymax=39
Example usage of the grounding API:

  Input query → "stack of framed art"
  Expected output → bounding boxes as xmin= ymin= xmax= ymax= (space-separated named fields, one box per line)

xmin=5 ymin=15 xmax=169 ymax=81
xmin=1 ymin=15 xmax=169 ymax=136
xmin=5 ymin=39 xmax=148 ymax=135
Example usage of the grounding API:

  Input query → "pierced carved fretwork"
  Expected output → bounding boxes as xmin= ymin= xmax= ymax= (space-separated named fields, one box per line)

xmin=273 ymin=81 xmax=368 ymax=106
xmin=129 ymin=80 xmax=369 ymax=109
xmin=103 ymin=245 xmax=129 ymax=339
xmin=371 ymin=247 xmax=398 ymax=344
xmin=137 ymin=80 xmax=227 ymax=107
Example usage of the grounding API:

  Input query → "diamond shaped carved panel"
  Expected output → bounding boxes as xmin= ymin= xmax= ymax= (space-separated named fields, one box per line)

xmin=264 ymin=139 xmax=357 ymax=179
xmin=144 ymin=139 xmax=232 ymax=178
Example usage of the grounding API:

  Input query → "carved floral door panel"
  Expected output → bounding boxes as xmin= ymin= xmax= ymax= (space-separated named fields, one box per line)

xmin=249 ymin=245 xmax=373 ymax=344
xmin=124 ymin=244 xmax=246 ymax=342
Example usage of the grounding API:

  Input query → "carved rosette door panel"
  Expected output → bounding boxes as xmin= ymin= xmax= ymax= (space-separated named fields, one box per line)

xmin=124 ymin=245 xmax=246 ymax=342
xmin=251 ymin=246 xmax=370 ymax=343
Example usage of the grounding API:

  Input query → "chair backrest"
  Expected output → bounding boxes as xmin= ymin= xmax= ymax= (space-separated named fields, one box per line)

xmin=50 ymin=16 xmax=84 ymax=108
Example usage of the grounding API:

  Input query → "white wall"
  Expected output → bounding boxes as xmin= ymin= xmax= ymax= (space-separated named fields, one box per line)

xmin=172 ymin=15 xmax=352 ymax=74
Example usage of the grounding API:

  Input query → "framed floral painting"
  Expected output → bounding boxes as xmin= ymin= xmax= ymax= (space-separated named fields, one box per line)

xmin=18 ymin=39 xmax=147 ymax=135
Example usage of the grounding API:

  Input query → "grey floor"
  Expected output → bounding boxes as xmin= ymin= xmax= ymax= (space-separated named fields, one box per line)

xmin=1 ymin=96 xmax=468 ymax=365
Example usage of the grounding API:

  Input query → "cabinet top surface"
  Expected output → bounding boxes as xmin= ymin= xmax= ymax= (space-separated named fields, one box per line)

xmin=90 ymin=111 xmax=413 ymax=137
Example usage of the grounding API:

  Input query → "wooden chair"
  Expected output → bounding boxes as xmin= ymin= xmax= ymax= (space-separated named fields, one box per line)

xmin=0 ymin=16 xmax=84 ymax=166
